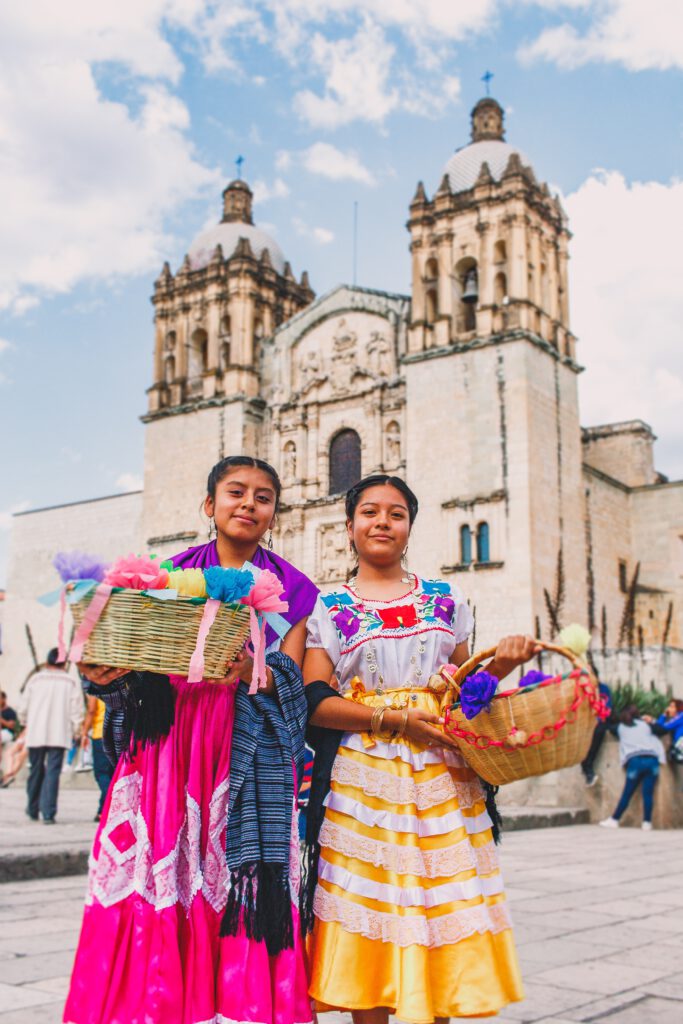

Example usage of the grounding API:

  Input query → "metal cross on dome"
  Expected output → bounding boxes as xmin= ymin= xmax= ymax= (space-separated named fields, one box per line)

xmin=481 ymin=70 xmax=494 ymax=95
xmin=236 ymin=155 xmax=244 ymax=179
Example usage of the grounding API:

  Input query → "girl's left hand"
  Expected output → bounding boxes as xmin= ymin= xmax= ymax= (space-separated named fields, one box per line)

xmin=489 ymin=634 xmax=541 ymax=681
xmin=210 ymin=650 xmax=254 ymax=687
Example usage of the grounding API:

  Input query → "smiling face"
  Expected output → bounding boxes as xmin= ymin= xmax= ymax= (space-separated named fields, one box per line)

xmin=204 ymin=466 xmax=277 ymax=548
xmin=347 ymin=483 xmax=411 ymax=570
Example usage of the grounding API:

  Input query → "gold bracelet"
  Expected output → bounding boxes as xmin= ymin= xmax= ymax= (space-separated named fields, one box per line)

xmin=395 ymin=707 xmax=410 ymax=739
xmin=370 ymin=705 xmax=387 ymax=736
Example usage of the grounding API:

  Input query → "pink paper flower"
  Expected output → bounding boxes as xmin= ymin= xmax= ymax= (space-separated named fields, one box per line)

xmin=104 ymin=554 xmax=169 ymax=591
xmin=240 ymin=569 xmax=289 ymax=613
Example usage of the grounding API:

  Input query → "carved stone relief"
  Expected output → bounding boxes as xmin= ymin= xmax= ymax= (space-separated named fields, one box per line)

xmin=367 ymin=331 xmax=392 ymax=378
xmin=283 ymin=440 xmax=297 ymax=482
xmin=331 ymin=319 xmax=358 ymax=393
xmin=318 ymin=522 xmax=349 ymax=583
xmin=385 ymin=421 xmax=401 ymax=468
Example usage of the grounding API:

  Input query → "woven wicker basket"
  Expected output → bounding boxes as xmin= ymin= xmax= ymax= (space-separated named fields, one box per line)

xmin=70 ymin=588 xmax=251 ymax=678
xmin=443 ymin=641 xmax=604 ymax=786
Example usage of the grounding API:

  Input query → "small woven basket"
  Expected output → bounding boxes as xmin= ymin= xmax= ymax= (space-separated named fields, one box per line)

xmin=70 ymin=588 xmax=251 ymax=678
xmin=443 ymin=641 xmax=604 ymax=786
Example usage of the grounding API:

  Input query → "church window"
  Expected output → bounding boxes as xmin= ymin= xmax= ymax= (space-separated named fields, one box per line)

xmin=164 ymin=355 xmax=175 ymax=384
xmin=494 ymin=240 xmax=507 ymax=264
xmin=220 ymin=314 xmax=231 ymax=338
xmin=460 ymin=525 xmax=472 ymax=566
xmin=455 ymin=257 xmax=478 ymax=333
xmin=425 ymin=258 xmax=438 ymax=281
xmin=189 ymin=328 xmax=208 ymax=378
xmin=329 ymin=429 xmax=361 ymax=495
xmin=221 ymin=340 xmax=231 ymax=369
xmin=494 ymin=272 xmax=507 ymax=306
xmin=476 ymin=522 xmax=490 ymax=563
xmin=425 ymin=288 xmax=438 ymax=324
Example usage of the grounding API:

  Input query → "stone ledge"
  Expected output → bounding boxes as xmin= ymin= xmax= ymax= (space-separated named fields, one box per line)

xmin=502 ymin=806 xmax=590 ymax=831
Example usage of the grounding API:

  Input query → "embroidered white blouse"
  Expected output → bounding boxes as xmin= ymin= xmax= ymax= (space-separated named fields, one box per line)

xmin=306 ymin=577 xmax=474 ymax=693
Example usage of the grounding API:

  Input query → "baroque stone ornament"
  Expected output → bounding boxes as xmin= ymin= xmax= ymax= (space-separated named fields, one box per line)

xmin=331 ymin=319 xmax=358 ymax=393
xmin=319 ymin=522 xmax=349 ymax=582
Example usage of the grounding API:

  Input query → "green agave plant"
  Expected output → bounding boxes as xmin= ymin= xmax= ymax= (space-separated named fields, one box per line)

xmin=610 ymin=682 xmax=671 ymax=719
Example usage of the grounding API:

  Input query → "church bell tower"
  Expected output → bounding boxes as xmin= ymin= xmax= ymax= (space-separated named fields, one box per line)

xmin=403 ymin=97 xmax=586 ymax=645
xmin=141 ymin=180 xmax=314 ymax=556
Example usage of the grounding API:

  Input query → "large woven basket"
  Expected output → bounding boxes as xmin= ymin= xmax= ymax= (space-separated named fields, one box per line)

xmin=70 ymin=588 xmax=251 ymax=678
xmin=443 ymin=641 xmax=605 ymax=786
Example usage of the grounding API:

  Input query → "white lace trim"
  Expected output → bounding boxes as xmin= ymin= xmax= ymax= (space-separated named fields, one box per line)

xmin=87 ymin=771 xmax=299 ymax=915
xmin=331 ymin=755 xmax=484 ymax=811
xmin=318 ymin=817 xmax=500 ymax=879
xmin=314 ymin=886 xmax=512 ymax=948
xmin=317 ymin=855 xmax=503 ymax=908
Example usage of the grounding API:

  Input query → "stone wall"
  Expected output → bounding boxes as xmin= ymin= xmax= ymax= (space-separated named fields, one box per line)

xmin=0 ymin=492 xmax=143 ymax=702
xmin=582 ymin=421 xmax=656 ymax=487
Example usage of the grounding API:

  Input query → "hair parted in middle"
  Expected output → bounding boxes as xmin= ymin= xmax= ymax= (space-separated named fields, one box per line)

xmin=206 ymin=455 xmax=282 ymax=511
xmin=345 ymin=474 xmax=419 ymax=525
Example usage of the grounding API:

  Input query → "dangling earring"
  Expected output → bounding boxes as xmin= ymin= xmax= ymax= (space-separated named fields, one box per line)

xmin=208 ymin=517 xmax=216 ymax=540
xmin=267 ymin=530 xmax=274 ymax=551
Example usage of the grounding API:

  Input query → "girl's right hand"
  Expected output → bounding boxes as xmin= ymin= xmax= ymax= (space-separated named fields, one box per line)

xmin=78 ymin=664 xmax=130 ymax=686
xmin=397 ymin=708 xmax=460 ymax=750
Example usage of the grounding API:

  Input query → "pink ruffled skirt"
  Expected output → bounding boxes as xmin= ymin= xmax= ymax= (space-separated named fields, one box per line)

xmin=64 ymin=679 xmax=312 ymax=1024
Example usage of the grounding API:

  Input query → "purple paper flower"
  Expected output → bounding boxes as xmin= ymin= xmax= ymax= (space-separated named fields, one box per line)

xmin=53 ymin=551 xmax=108 ymax=583
xmin=433 ymin=595 xmax=455 ymax=625
xmin=460 ymin=671 xmax=498 ymax=720
xmin=333 ymin=607 xmax=361 ymax=640
xmin=519 ymin=670 xmax=551 ymax=688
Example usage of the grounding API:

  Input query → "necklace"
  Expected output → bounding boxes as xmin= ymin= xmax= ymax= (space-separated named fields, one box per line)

xmin=355 ymin=575 xmax=427 ymax=692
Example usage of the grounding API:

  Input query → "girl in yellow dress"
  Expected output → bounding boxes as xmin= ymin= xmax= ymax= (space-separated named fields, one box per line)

xmin=303 ymin=474 xmax=536 ymax=1022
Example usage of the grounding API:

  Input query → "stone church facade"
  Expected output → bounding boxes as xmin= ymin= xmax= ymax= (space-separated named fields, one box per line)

xmin=3 ymin=98 xmax=682 ymax=693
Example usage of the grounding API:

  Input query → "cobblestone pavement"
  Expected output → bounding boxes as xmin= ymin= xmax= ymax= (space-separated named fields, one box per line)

xmin=0 ymin=825 xmax=680 ymax=1023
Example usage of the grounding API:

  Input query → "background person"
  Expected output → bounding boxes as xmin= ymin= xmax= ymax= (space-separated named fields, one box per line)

xmin=81 ymin=692 xmax=114 ymax=821
xmin=580 ymin=675 xmax=613 ymax=786
xmin=600 ymin=704 xmax=666 ymax=831
xmin=16 ymin=648 xmax=83 ymax=823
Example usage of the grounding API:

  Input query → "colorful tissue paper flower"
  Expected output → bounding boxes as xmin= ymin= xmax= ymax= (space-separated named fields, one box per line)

xmin=433 ymin=595 xmax=455 ymax=625
xmin=333 ymin=607 xmax=361 ymax=640
xmin=378 ymin=605 xmax=418 ymax=630
xmin=204 ymin=566 xmax=254 ymax=604
xmin=241 ymin=569 xmax=288 ymax=613
xmin=167 ymin=568 xmax=207 ymax=598
xmin=53 ymin=551 xmax=108 ymax=583
xmin=519 ymin=669 xmax=552 ymax=688
xmin=459 ymin=671 xmax=498 ymax=720
xmin=104 ymin=554 xmax=169 ymax=591
xmin=559 ymin=623 xmax=591 ymax=658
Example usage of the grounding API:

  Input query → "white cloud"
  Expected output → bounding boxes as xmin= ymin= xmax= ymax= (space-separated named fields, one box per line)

xmin=300 ymin=143 xmax=376 ymax=185
xmin=519 ymin=1 xmax=683 ymax=71
xmin=566 ymin=170 xmax=683 ymax=477
xmin=0 ymin=339 xmax=11 ymax=353
xmin=292 ymin=218 xmax=335 ymax=245
xmin=294 ymin=19 xmax=398 ymax=129
xmin=0 ymin=501 xmax=30 ymax=531
xmin=0 ymin=4 xmax=220 ymax=314
xmin=116 ymin=472 xmax=144 ymax=492
xmin=252 ymin=178 xmax=290 ymax=203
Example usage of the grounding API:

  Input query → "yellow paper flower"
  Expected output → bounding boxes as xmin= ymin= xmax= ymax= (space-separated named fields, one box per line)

xmin=559 ymin=623 xmax=591 ymax=658
xmin=166 ymin=568 xmax=207 ymax=598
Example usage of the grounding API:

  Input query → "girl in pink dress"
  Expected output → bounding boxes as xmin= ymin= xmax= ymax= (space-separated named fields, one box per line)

xmin=64 ymin=456 xmax=318 ymax=1024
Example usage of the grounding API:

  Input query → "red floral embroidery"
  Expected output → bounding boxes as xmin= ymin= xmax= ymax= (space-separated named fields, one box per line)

xmin=378 ymin=604 xmax=418 ymax=630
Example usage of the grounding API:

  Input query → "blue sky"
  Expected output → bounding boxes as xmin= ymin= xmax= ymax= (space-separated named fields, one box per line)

xmin=1 ymin=1 xmax=682 ymax=585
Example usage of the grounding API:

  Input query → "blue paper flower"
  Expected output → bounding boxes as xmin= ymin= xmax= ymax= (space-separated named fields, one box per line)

xmin=519 ymin=669 xmax=551 ymax=688
xmin=204 ymin=566 xmax=255 ymax=603
xmin=459 ymin=671 xmax=498 ymax=720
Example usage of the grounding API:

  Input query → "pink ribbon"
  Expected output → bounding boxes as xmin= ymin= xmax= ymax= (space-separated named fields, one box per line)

xmin=240 ymin=570 xmax=289 ymax=695
xmin=57 ymin=587 xmax=68 ymax=663
xmin=69 ymin=583 xmax=114 ymax=664
xmin=188 ymin=598 xmax=221 ymax=683
xmin=247 ymin=608 xmax=267 ymax=695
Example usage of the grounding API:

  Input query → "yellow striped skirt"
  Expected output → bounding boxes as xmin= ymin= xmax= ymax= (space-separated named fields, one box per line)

xmin=307 ymin=686 xmax=524 ymax=1022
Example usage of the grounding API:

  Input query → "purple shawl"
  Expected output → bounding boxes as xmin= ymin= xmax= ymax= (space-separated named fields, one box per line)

xmin=170 ymin=541 xmax=318 ymax=648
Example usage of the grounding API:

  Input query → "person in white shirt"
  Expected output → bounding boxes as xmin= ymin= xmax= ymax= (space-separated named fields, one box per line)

xmin=599 ymin=704 xmax=666 ymax=831
xmin=17 ymin=649 xmax=84 ymax=823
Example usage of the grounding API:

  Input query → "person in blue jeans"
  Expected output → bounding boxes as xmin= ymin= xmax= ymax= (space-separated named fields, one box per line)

xmin=653 ymin=699 xmax=683 ymax=764
xmin=600 ymin=704 xmax=666 ymax=831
